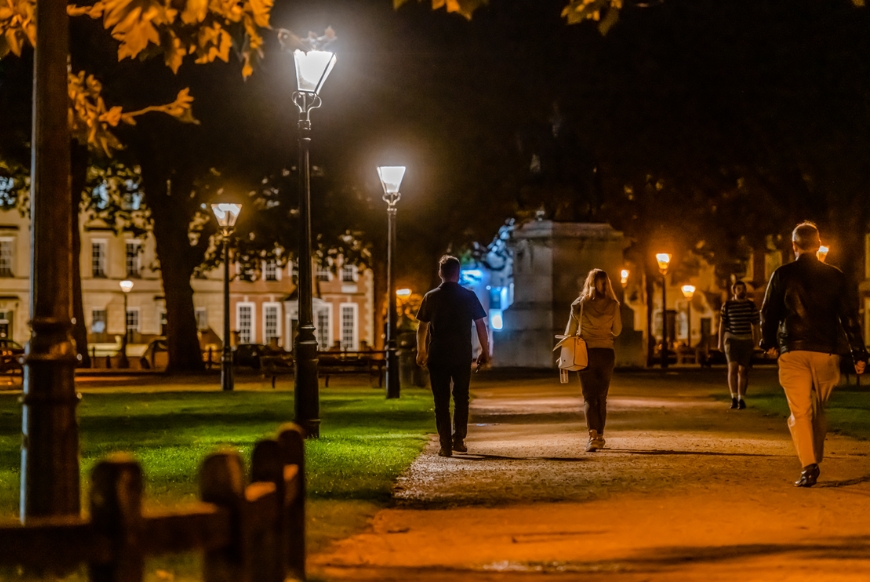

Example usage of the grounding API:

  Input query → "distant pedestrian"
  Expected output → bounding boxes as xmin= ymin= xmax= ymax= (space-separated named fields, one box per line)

xmin=416 ymin=256 xmax=490 ymax=457
xmin=717 ymin=281 xmax=760 ymax=409
xmin=760 ymin=222 xmax=867 ymax=487
xmin=564 ymin=269 xmax=622 ymax=452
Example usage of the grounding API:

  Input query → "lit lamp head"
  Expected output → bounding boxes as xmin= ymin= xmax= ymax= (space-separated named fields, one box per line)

xmin=620 ymin=269 xmax=630 ymax=286
xmin=119 ymin=279 xmax=134 ymax=294
xmin=817 ymin=244 xmax=829 ymax=262
xmin=681 ymin=284 xmax=696 ymax=300
xmin=211 ymin=203 xmax=242 ymax=234
xmin=655 ymin=253 xmax=672 ymax=274
xmin=378 ymin=166 xmax=406 ymax=206
xmin=293 ymin=49 xmax=337 ymax=95
xmin=396 ymin=288 xmax=412 ymax=298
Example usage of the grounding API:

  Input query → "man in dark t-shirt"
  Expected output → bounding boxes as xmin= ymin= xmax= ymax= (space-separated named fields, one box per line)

xmin=416 ymin=255 xmax=490 ymax=457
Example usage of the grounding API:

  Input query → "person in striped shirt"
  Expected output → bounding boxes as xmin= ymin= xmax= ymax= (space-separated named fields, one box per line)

xmin=717 ymin=281 xmax=760 ymax=409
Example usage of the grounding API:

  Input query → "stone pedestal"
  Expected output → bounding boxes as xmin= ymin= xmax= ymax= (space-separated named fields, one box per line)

xmin=494 ymin=221 xmax=638 ymax=368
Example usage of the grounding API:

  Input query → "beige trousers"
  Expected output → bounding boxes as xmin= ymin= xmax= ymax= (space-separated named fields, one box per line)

xmin=778 ymin=351 xmax=841 ymax=467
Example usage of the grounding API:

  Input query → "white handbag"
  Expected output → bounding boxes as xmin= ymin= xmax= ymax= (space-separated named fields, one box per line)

xmin=554 ymin=302 xmax=588 ymax=383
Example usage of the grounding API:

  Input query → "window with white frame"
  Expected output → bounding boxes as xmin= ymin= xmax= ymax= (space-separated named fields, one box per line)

xmin=195 ymin=308 xmax=208 ymax=331
xmin=237 ymin=303 xmax=254 ymax=344
xmin=126 ymin=240 xmax=141 ymax=277
xmin=126 ymin=308 xmax=140 ymax=338
xmin=316 ymin=264 xmax=331 ymax=282
xmin=91 ymin=309 xmax=107 ymax=334
xmin=340 ymin=303 xmax=358 ymax=350
xmin=316 ymin=305 xmax=332 ymax=350
xmin=0 ymin=238 xmax=13 ymax=277
xmin=341 ymin=264 xmax=357 ymax=282
xmin=263 ymin=303 xmax=280 ymax=344
xmin=91 ymin=240 xmax=107 ymax=277
xmin=264 ymin=260 xmax=278 ymax=281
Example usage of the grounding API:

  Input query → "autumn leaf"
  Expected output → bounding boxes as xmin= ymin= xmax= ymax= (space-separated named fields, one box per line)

xmin=0 ymin=0 xmax=36 ymax=58
xmin=180 ymin=0 xmax=208 ymax=25
xmin=397 ymin=0 xmax=488 ymax=20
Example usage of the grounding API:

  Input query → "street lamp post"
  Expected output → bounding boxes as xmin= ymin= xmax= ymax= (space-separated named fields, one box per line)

xmin=292 ymin=47 xmax=336 ymax=437
xmin=211 ymin=203 xmax=242 ymax=392
xmin=378 ymin=166 xmax=406 ymax=400
xmin=118 ymin=280 xmax=134 ymax=369
xmin=20 ymin=0 xmax=79 ymax=521
xmin=656 ymin=253 xmax=672 ymax=369
xmin=681 ymin=284 xmax=696 ymax=347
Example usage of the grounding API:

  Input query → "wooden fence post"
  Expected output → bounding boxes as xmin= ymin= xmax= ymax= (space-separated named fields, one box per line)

xmin=251 ymin=439 xmax=285 ymax=582
xmin=88 ymin=454 xmax=144 ymax=582
xmin=200 ymin=451 xmax=250 ymax=582
xmin=277 ymin=424 xmax=306 ymax=581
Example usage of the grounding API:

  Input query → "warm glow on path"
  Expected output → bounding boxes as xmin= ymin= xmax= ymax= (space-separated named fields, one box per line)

xmin=313 ymin=371 xmax=870 ymax=580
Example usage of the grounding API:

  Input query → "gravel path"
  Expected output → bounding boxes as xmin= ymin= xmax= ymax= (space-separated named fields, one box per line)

xmin=313 ymin=369 xmax=870 ymax=581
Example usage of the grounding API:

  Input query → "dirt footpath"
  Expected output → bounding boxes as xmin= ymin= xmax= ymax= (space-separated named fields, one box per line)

xmin=312 ymin=370 xmax=870 ymax=581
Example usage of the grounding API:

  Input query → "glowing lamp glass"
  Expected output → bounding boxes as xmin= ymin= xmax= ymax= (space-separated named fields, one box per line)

xmin=396 ymin=288 xmax=412 ymax=298
xmin=655 ymin=253 xmax=672 ymax=272
xmin=681 ymin=285 xmax=696 ymax=300
xmin=293 ymin=50 xmax=336 ymax=94
xmin=490 ymin=309 xmax=504 ymax=331
xmin=211 ymin=203 xmax=242 ymax=229
xmin=817 ymin=245 xmax=829 ymax=262
xmin=377 ymin=166 xmax=406 ymax=195
xmin=119 ymin=280 xmax=134 ymax=293
xmin=620 ymin=269 xmax=629 ymax=285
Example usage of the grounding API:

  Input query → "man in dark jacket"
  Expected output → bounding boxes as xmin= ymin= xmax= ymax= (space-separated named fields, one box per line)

xmin=416 ymin=256 xmax=490 ymax=457
xmin=760 ymin=222 xmax=867 ymax=487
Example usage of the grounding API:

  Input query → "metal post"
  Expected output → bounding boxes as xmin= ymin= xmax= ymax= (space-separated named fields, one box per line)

xmin=686 ymin=300 xmax=692 ymax=348
xmin=385 ymin=206 xmax=400 ymax=399
xmin=293 ymin=92 xmax=320 ymax=438
xmin=661 ymin=275 xmax=668 ymax=369
xmin=221 ymin=237 xmax=234 ymax=392
xmin=118 ymin=293 xmax=130 ymax=369
xmin=21 ymin=0 xmax=81 ymax=521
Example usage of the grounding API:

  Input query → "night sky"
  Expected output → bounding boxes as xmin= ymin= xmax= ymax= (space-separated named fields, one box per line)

xmin=3 ymin=0 xmax=870 ymax=292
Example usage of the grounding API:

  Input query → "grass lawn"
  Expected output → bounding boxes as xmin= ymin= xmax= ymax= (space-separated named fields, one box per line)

xmin=0 ymin=380 xmax=434 ymax=579
xmin=725 ymin=371 xmax=870 ymax=441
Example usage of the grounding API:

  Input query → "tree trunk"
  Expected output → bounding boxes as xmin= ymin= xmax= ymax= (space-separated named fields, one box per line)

xmin=145 ymin=172 xmax=205 ymax=372
xmin=70 ymin=142 xmax=90 ymax=367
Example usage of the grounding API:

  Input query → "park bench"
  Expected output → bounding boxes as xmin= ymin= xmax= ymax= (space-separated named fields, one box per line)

xmin=319 ymin=350 xmax=387 ymax=387
xmin=0 ymin=424 xmax=307 ymax=582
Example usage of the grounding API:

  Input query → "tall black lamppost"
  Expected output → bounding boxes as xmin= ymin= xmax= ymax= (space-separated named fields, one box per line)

xmin=681 ymin=284 xmax=695 ymax=348
xmin=211 ymin=203 xmax=242 ymax=392
xmin=656 ymin=253 xmax=672 ymax=369
xmin=292 ymin=47 xmax=336 ymax=438
xmin=377 ymin=166 xmax=406 ymax=399
xmin=21 ymin=0 xmax=79 ymax=521
xmin=118 ymin=279 xmax=133 ymax=368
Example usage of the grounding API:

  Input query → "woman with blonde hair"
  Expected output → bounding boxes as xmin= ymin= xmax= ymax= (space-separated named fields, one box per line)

xmin=564 ymin=269 xmax=622 ymax=452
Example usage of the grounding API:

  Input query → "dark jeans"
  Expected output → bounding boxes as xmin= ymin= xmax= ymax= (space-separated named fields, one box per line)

xmin=428 ymin=359 xmax=472 ymax=448
xmin=578 ymin=348 xmax=615 ymax=434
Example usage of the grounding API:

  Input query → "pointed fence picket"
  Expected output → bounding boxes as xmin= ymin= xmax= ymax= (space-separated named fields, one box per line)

xmin=0 ymin=423 xmax=307 ymax=582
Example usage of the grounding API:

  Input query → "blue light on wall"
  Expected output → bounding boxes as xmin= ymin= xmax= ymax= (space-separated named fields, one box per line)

xmin=490 ymin=309 xmax=504 ymax=331
xmin=460 ymin=269 xmax=483 ymax=286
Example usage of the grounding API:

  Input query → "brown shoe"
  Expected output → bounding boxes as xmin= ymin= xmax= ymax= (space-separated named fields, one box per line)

xmin=586 ymin=430 xmax=601 ymax=452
